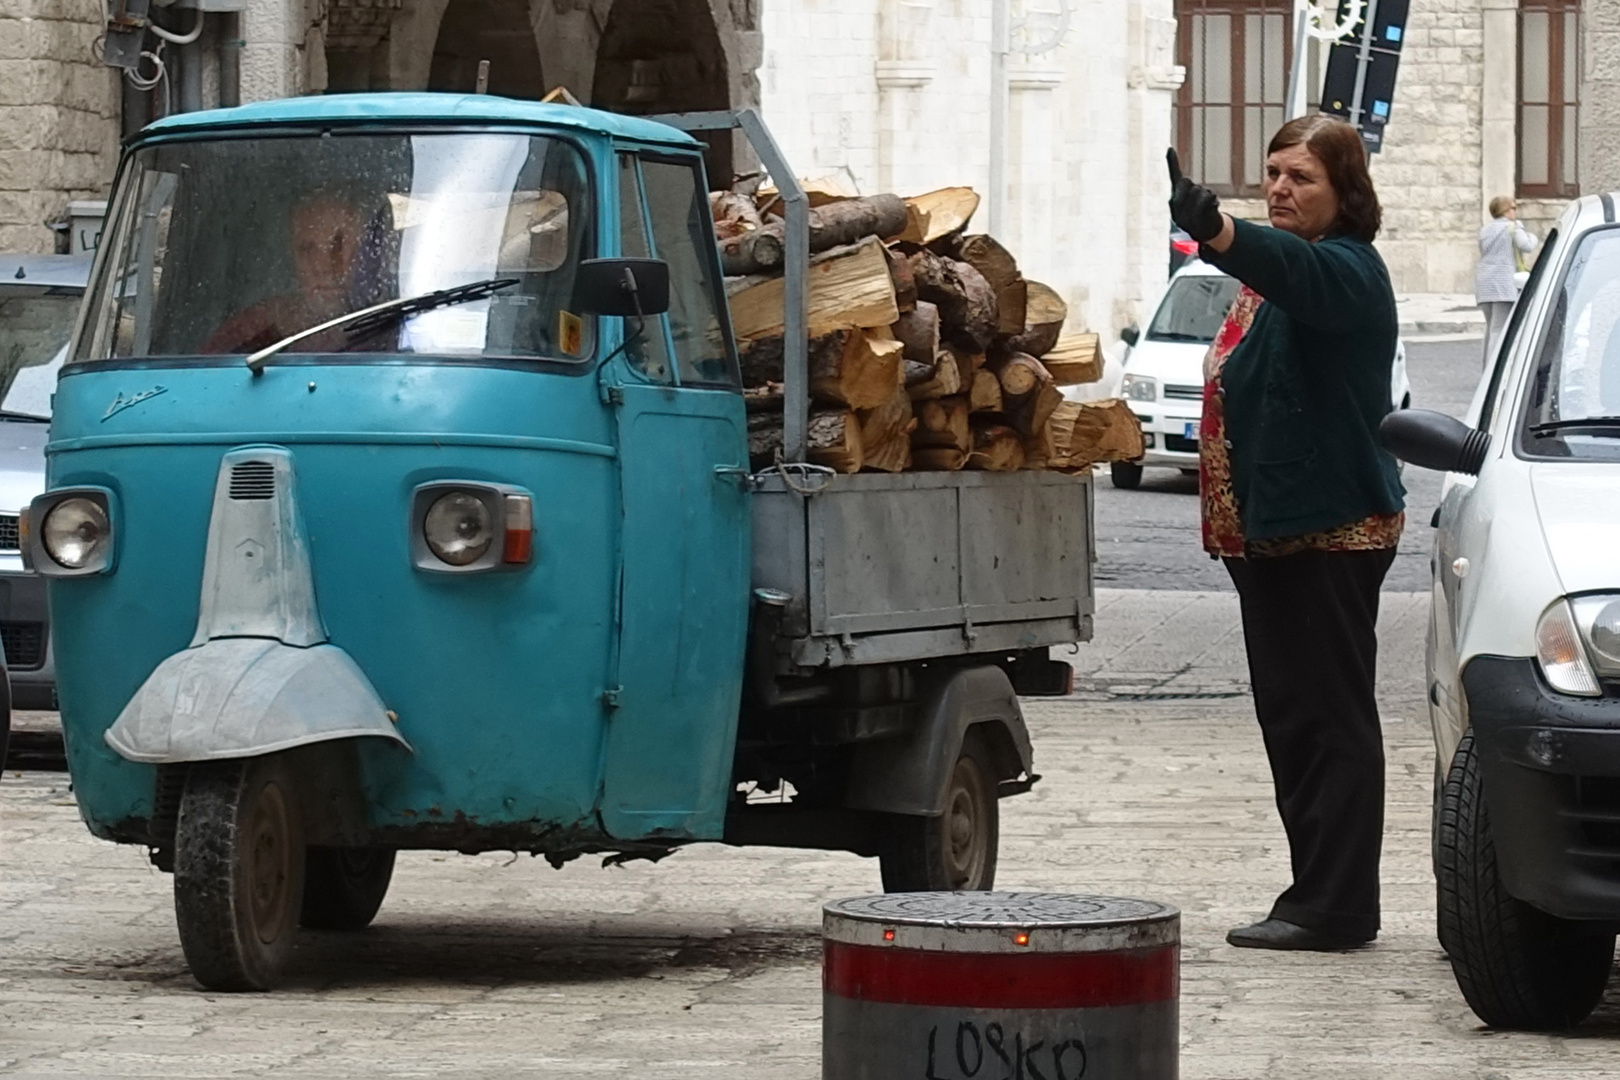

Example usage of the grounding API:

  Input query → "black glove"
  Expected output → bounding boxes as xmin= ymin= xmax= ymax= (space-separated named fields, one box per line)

xmin=1167 ymin=149 xmax=1225 ymax=244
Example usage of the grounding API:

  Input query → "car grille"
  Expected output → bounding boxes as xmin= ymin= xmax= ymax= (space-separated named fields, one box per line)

xmin=0 ymin=513 xmax=19 ymax=551
xmin=1164 ymin=434 xmax=1199 ymax=453
xmin=1163 ymin=384 xmax=1204 ymax=401
xmin=0 ymin=621 xmax=45 ymax=670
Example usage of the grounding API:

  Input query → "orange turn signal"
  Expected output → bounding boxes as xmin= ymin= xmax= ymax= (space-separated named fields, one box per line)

xmin=502 ymin=494 xmax=533 ymax=564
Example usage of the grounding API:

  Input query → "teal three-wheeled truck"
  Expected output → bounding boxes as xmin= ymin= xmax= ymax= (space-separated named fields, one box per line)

xmin=30 ymin=94 xmax=1095 ymax=989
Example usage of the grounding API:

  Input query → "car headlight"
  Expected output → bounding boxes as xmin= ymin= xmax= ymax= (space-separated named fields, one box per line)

xmin=1536 ymin=599 xmax=1603 ymax=696
xmin=40 ymin=495 xmax=112 ymax=573
xmin=1122 ymin=374 xmax=1157 ymax=402
xmin=423 ymin=491 xmax=494 ymax=566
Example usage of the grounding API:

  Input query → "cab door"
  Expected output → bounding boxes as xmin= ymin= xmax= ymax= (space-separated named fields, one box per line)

xmin=599 ymin=150 xmax=751 ymax=840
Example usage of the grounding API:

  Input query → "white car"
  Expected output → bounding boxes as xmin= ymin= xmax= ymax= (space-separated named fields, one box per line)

xmin=1110 ymin=260 xmax=1411 ymax=489
xmin=1382 ymin=191 xmax=1620 ymax=1031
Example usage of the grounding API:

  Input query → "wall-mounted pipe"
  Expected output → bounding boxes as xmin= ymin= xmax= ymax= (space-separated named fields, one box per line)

xmin=219 ymin=12 xmax=241 ymax=108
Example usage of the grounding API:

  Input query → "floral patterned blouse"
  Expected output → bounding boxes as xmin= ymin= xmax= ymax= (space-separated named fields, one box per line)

xmin=1200 ymin=284 xmax=1404 ymax=558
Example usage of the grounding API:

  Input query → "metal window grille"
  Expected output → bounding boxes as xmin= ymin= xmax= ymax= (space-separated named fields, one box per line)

xmin=1174 ymin=0 xmax=1295 ymax=198
xmin=1519 ymin=0 xmax=1580 ymax=199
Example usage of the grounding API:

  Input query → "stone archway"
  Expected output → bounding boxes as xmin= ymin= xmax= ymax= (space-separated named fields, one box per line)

xmin=591 ymin=0 xmax=732 ymax=180
xmin=427 ymin=0 xmax=549 ymax=98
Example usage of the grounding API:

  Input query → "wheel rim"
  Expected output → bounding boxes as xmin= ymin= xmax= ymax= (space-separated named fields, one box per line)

xmin=942 ymin=756 xmax=989 ymax=888
xmin=245 ymin=780 xmax=295 ymax=945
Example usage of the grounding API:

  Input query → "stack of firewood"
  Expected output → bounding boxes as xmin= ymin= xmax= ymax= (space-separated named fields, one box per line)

xmin=717 ymin=184 xmax=1144 ymax=474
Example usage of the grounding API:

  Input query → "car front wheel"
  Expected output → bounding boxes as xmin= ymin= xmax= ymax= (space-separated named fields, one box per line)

xmin=1436 ymin=731 xmax=1614 ymax=1030
xmin=1110 ymin=461 xmax=1143 ymax=490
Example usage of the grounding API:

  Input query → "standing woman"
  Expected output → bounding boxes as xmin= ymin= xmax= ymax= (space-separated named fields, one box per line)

xmin=1168 ymin=115 xmax=1404 ymax=951
xmin=1475 ymin=195 xmax=1536 ymax=365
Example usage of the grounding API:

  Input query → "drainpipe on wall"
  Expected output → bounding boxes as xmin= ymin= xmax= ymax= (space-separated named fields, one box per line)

xmin=219 ymin=11 xmax=242 ymax=107
xmin=987 ymin=0 xmax=1009 ymax=237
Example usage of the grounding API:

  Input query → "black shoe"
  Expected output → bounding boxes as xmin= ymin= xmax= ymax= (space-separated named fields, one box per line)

xmin=1225 ymin=918 xmax=1373 ymax=952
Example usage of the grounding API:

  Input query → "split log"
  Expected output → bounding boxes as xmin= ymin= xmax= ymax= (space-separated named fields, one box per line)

xmin=739 ymin=329 xmax=851 ymax=388
xmin=1023 ymin=421 xmax=1056 ymax=470
xmin=1003 ymin=280 xmax=1068 ymax=358
xmin=858 ymin=385 xmax=916 ymax=472
xmin=884 ymin=244 xmax=918 ymax=312
xmin=720 ymin=195 xmax=911 ymax=275
xmin=891 ymin=300 xmax=939 ymax=365
xmin=991 ymin=353 xmax=1063 ymax=436
xmin=912 ymin=395 xmax=972 ymax=452
xmin=1056 ymin=398 xmax=1145 ymax=468
xmin=894 ymin=187 xmax=981 ymax=245
xmin=908 ymin=250 xmax=998 ymax=351
xmin=711 ymin=191 xmax=765 ymax=241
xmin=912 ymin=447 xmax=967 ymax=471
xmin=969 ymin=367 xmax=1003 ymax=412
xmin=728 ymin=237 xmax=899 ymax=343
xmin=747 ymin=408 xmax=865 ymax=472
xmin=1041 ymin=333 xmax=1104 ymax=386
xmin=946 ymin=345 xmax=983 ymax=387
xmin=965 ymin=422 xmax=1025 ymax=472
xmin=958 ymin=235 xmax=1027 ymax=334
xmin=744 ymin=381 xmax=783 ymax=411
xmin=906 ymin=350 xmax=963 ymax=400
xmin=756 ymin=175 xmax=857 ymax=213
xmin=811 ymin=327 xmax=904 ymax=410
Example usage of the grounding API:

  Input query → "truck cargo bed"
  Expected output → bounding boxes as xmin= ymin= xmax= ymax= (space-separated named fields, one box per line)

xmin=752 ymin=470 xmax=1094 ymax=669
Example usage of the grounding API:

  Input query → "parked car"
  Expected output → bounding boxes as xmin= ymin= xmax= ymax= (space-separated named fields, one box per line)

xmin=0 ymin=254 xmax=87 ymax=709
xmin=1110 ymin=259 xmax=1412 ymax=489
xmin=1382 ymin=191 xmax=1620 ymax=1030
xmin=1168 ymin=224 xmax=1199 ymax=277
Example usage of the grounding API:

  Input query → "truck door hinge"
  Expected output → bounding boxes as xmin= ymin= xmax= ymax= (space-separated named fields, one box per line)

xmin=602 ymin=685 xmax=623 ymax=710
xmin=601 ymin=385 xmax=624 ymax=406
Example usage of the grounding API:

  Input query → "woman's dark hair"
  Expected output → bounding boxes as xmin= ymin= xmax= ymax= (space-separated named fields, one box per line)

xmin=1267 ymin=115 xmax=1382 ymax=242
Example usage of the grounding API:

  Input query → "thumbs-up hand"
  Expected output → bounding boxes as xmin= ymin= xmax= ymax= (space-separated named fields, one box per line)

xmin=1166 ymin=148 xmax=1225 ymax=244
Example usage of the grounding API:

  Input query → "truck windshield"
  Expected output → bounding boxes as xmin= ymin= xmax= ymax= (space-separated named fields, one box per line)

xmin=1520 ymin=227 xmax=1620 ymax=461
xmin=1146 ymin=273 xmax=1240 ymax=344
xmin=76 ymin=132 xmax=594 ymax=364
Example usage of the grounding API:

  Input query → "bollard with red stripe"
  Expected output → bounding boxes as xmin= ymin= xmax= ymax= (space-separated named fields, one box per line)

xmin=823 ymin=893 xmax=1179 ymax=1079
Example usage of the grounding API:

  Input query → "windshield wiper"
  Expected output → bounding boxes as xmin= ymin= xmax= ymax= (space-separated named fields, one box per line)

xmin=1148 ymin=331 xmax=1210 ymax=343
xmin=245 ymin=277 xmax=518 ymax=375
xmin=1530 ymin=416 xmax=1620 ymax=437
xmin=0 ymin=409 xmax=48 ymax=423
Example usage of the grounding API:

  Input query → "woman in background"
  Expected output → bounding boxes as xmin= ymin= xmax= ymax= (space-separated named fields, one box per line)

xmin=1476 ymin=195 xmax=1536 ymax=366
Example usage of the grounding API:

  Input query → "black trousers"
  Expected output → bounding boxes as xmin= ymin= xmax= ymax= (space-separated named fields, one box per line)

xmin=1223 ymin=546 xmax=1396 ymax=940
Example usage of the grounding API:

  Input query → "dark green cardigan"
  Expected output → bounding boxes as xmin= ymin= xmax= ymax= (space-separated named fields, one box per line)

xmin=1201 ymin=219 xmax=1405 ymax=542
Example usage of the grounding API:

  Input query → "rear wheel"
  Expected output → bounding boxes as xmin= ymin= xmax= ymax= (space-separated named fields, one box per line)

xmin=1437 ymin=731 xmax=1614 ymax=1029
xmin=174 ymin=755 xmax=306 ymax=991
xmin=302 ymin=846 xmax=395 ymax=931
xmin=880 ymin=731 xmax=999 ymax=892
xmin=1109 ymin=461 xmax=1143 ymax=490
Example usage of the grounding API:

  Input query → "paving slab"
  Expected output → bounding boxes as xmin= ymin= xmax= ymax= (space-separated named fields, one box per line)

xmin=3 ymin=589 xmax=1618 ymax=1077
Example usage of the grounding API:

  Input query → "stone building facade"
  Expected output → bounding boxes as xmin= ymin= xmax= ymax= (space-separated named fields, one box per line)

xmin=0 ymin=0 xmax=119 ymax=253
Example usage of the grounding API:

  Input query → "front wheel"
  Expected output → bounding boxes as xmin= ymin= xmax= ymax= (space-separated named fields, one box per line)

xmin=302 ymin=847 xmax=396 ymax=931
xmin=173 ymin=756 xmax=307 ymax=991
xmin=880 ymin=731 xmax=999 ymax=892
xmin=1109 ymin=461 xmax=1143 ymax=490
xmin=1436 ymin=731 xmax=1614 ymax=1029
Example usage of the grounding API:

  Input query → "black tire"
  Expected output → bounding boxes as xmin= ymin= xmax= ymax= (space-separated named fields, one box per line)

xmin=302 ymin=847 xmax=395 ymax=931
xmin=174 ymin=756 xmax=306 ymax=991
xmin=1109 ymin=461 xmax=1143 ymax=490
xmin=1436 ymin=731 xmax=1614 ymax=1030
xmin=880 ymin=731 xmax=999 ymax=892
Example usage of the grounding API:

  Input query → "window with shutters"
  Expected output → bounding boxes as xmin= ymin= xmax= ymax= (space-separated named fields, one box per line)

xmin=1174 ymin=0 xmax=1298 ymax=197
xmin=1519 ymin=0 xmax=1580 ymax=198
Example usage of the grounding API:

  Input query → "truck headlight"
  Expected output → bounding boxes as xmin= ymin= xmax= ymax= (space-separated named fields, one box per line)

xmin=1536 ymin=599 xmax=1602 ymax=697
xmin=410 ymin=482 xmax=534 ymax=573
xmin=26 ymin=488 xmax=116 ymax=577
xmin=1122 ymin=374 xmax=1157 ymax=402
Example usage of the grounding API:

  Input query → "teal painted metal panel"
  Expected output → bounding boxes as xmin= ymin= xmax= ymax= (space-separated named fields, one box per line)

xmin=49 ymin=361 xmax=620 ymax=840
xmin=139 ymin=93 xmax=700 ymax=149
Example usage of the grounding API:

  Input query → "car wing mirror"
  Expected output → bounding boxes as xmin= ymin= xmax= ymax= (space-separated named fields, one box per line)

xmin=1379 ymin=408 xmax=1490 ymax=475
xmin=1121 ymin=324 xmax=1140 ymax=347
xmin=573 ymin=258 xmax=670 ymax=317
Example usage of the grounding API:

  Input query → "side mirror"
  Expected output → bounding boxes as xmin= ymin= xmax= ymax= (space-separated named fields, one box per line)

xmin=574 ymin=258 xmax=670 ymax=317
xmin=1379 ymin=408 xmax=1491 ymax=475
xmin=1120 ymin=324 xmax=1140 ymax=347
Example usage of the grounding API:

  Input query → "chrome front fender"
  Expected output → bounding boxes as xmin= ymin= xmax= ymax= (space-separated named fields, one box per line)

xmin=104 ymin=638 xmax=409 ymax=764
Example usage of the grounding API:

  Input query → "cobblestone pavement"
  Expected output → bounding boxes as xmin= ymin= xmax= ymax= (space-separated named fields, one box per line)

xmin=4 ymin=590 xmax=1620 ymax=1078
